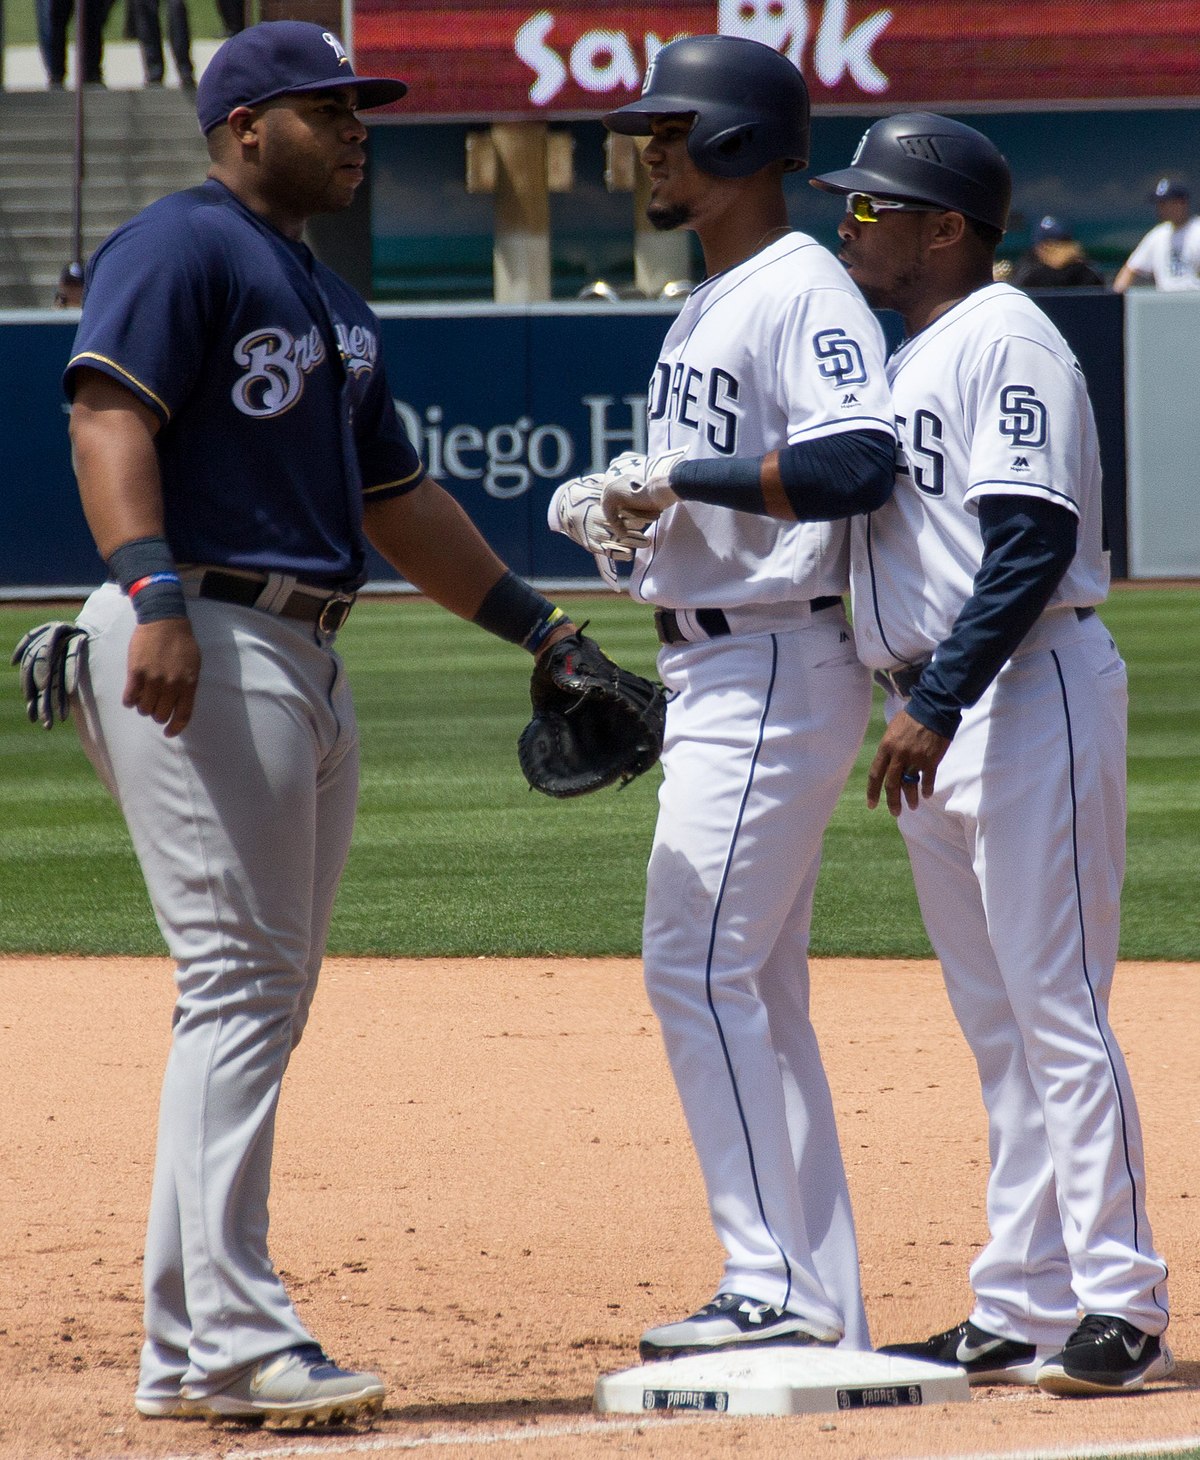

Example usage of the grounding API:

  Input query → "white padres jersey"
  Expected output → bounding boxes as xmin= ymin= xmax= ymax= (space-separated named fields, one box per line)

xmin=632 ymin=232 xmax=895 ymax=610
xmin=852 ymin=283 xmax=1110 ymax=670
xmin=1125 ymin=216 xmax=1200 ymax=290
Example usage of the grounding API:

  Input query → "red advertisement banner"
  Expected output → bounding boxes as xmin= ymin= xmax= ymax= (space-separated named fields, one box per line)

xmin=352 ymin=1 xmax=1200 ymax=120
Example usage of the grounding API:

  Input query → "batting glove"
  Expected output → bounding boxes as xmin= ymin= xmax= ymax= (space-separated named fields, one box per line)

xmin=599 ymin=448 xmax=688 ymax=538
xmin=11 ymin=621 xmax=88 ymax=730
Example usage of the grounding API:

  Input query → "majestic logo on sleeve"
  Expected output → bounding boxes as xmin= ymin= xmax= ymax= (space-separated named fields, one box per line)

xmin=231 ymin=326 xmax=325 ymax=418
xmin=813 ymin=328 xmax=868 ymax=389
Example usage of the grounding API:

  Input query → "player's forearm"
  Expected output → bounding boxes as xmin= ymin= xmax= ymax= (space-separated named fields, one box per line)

xmin=670 ymin=429 xmax=895 ymax=519
xmin=363 ymin=476 xmax=512 ymax=619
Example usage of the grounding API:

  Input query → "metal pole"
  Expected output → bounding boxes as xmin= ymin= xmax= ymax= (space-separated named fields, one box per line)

xmin=71 ymin=0 xmax=85 ymax=272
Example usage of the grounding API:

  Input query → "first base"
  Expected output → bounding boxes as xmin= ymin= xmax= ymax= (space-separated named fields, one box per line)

xmin=594 ymin=1346 xmax=970 ymax=1416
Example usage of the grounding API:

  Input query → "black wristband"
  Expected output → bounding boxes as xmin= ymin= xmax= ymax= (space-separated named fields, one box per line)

xmin=473 ymin=570 xmax=567 ymax=653
xmin=106 ymin=536 xmax=188 ymax=624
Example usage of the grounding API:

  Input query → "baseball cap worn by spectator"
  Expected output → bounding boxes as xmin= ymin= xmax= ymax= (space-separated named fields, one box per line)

xmin=196 ymin=20 xmax=408 ymax=136
xmin=1152 ymin=176 xmax=1189 ymax=202
xmin=1035 ymin=216 xmax=1072 ymax=242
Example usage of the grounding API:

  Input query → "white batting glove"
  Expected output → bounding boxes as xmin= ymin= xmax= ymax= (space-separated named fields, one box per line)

xmin=547 ymin=471 xmax=652 ymax=559
xmin=599 ymin=448 xmax=688 ymax=537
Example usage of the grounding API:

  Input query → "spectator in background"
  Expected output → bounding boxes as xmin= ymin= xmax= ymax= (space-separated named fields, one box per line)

xmin=216 ymin=0 xmax=246 ymax=36
xmin=1008 ymin=216 xmax=1105 ymax=289
xmin=128 ymin=0 xmax=196 ymax=87
xmin=38 ymin=0 xmax=110 ymax=86
xmin=53 ymin=262 xmax=85 ymax=308
xmin=1113 ymin=177 xmax=1200 ymax=291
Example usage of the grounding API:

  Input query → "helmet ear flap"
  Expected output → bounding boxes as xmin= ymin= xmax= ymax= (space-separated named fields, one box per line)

xmin=694 ymin=122 xmax=759 ymax=177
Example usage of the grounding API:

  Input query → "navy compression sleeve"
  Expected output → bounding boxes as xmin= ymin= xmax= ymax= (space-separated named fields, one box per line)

xmin=670 ymin=429 xmax=895 ymax=519
xmin=905 ymin=495 xmax=1079 ymax=739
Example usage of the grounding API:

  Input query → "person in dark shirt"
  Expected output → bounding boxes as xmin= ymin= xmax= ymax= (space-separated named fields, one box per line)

xmin=1008 ymin=216 xmax=1105 ymax=289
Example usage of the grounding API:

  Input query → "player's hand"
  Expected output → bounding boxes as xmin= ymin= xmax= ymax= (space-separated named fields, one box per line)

xmin=123 ymin=618 xmax=201 ymax=738
xmin=547 ymin=468 xmax=651 ymax=559
xmin=599 ymin=448 xmax=687 ymax=537
xmin=866 ymin=708 xmax=951 ymax=817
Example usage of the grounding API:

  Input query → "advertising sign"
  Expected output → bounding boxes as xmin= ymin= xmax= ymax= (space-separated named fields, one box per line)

xmin=2 ymin=297 xmax=1129 ymax=590
xmin=352 ymin=1 xmax=1200 ymax=121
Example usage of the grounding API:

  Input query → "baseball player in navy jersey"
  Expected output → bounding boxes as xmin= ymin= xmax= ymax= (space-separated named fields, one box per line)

xmin=551 ymin=35 xmax=896 ymax=1361
xmin=60 ymin=21 xmax=594 ymax=1427
xmin=805 ymin=114 xmax=1172 ymax=1395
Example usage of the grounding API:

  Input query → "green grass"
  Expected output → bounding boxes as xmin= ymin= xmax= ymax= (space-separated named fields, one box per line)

xmin=1089 ymin=1452 xmax=1200 ymax=1460
xmin=0 ymin=585 xmax=1197 ymax=958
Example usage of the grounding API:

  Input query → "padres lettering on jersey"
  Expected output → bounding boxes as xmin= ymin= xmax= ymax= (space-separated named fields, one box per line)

xmin=633 ymin=233 xmax=895 ymax=610
xmin=851 ymin=283 xmax=1109 ymax=670
xmin=648 ymin=360 xmax=740 ymax=453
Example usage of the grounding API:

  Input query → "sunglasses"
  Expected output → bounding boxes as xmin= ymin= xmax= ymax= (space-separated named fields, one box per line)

xmin=846 ymin=192 xmax=945 ymax=224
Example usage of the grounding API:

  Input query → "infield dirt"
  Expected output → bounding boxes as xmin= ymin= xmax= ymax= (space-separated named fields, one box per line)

xmin=1 ymin=955 xmax=1195 ymax=1460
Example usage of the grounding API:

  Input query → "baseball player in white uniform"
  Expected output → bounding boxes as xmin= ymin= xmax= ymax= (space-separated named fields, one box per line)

xmin=1114 ymin=175 xmax=1200 ymax=291
xmin=807 ymin=114 xmax=1172 ymax=1396
xmin=550 ymin=35 xmax=896 ymax=1361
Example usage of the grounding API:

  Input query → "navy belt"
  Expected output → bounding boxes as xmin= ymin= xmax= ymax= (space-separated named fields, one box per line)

xmin=194 ymin=570 xmax=356 ymax=635
xmin=654 ymin=597 xmax=842 ymax=646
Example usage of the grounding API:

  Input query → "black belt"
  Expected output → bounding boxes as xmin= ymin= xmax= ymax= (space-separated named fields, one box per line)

xmin=194 ymin=570 xmax=356 ymax=635
xmin=654 ymin=597 xmax=842 ymax=646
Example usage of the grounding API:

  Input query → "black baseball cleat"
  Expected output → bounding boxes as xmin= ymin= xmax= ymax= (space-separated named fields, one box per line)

xmin=877 ymin=1319 xmax=1045 ymax=1385
xmin=639 ymin=1293 xmax=836 ymax=1362
xmin=1036 ymin=1314 xmax=1175 ymax=1396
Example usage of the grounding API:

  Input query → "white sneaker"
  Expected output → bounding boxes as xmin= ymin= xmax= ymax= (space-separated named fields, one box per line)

xmin=181 ymin=1344 xmax=385 ymax=1427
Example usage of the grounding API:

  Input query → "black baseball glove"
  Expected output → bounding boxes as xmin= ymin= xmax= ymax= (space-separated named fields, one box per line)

xmin=11 ymin=621 xmax=88 ymax=730
xmin=518 ymin=630 xmax=667 ymax=797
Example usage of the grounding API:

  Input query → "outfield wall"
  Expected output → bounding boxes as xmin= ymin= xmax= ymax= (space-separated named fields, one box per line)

xmin=1 ymin=291 xmax=1191 ymax=594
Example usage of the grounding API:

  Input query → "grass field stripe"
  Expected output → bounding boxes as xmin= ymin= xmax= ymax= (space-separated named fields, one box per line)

xmin=930 ymin=1436 xmax=1200 ymax=1460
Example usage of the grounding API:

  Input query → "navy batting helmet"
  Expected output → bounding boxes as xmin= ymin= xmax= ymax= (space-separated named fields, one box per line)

xmin=602 ymin=35 xmax=810 ymax=179
xmin=810 ymin=113 xmax=1011 ymax=233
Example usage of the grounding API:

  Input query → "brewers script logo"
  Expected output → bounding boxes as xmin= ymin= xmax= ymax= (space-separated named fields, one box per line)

xmin=230 ymin=326 xmax=326 ymax=417
xmin=231 ymin=324 xmax=379 ymax=416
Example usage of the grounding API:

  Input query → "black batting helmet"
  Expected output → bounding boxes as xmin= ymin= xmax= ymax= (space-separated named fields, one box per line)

xmin=602 ymin=35 xmax=810 ymax=179
xmin=810 ymin=112 xmax=1011 ymax=233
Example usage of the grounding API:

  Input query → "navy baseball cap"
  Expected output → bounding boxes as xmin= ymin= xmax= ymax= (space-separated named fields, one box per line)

xmin=1035 ymin=215 xmax=1072 ymax=241
xmin=196 ymin=20 xmax=408 ymax=135
xmin=1152 ymin=176 xmax=1189 ymax=202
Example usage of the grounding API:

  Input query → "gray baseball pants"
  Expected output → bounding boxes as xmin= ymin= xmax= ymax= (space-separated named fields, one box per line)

xmin=73 ymin=581 xmax=359 ymax=1402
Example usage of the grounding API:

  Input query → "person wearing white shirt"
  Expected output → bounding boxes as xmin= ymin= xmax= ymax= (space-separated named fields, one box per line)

xmin=1113 ymin=176 xmax=1200 ymax=292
